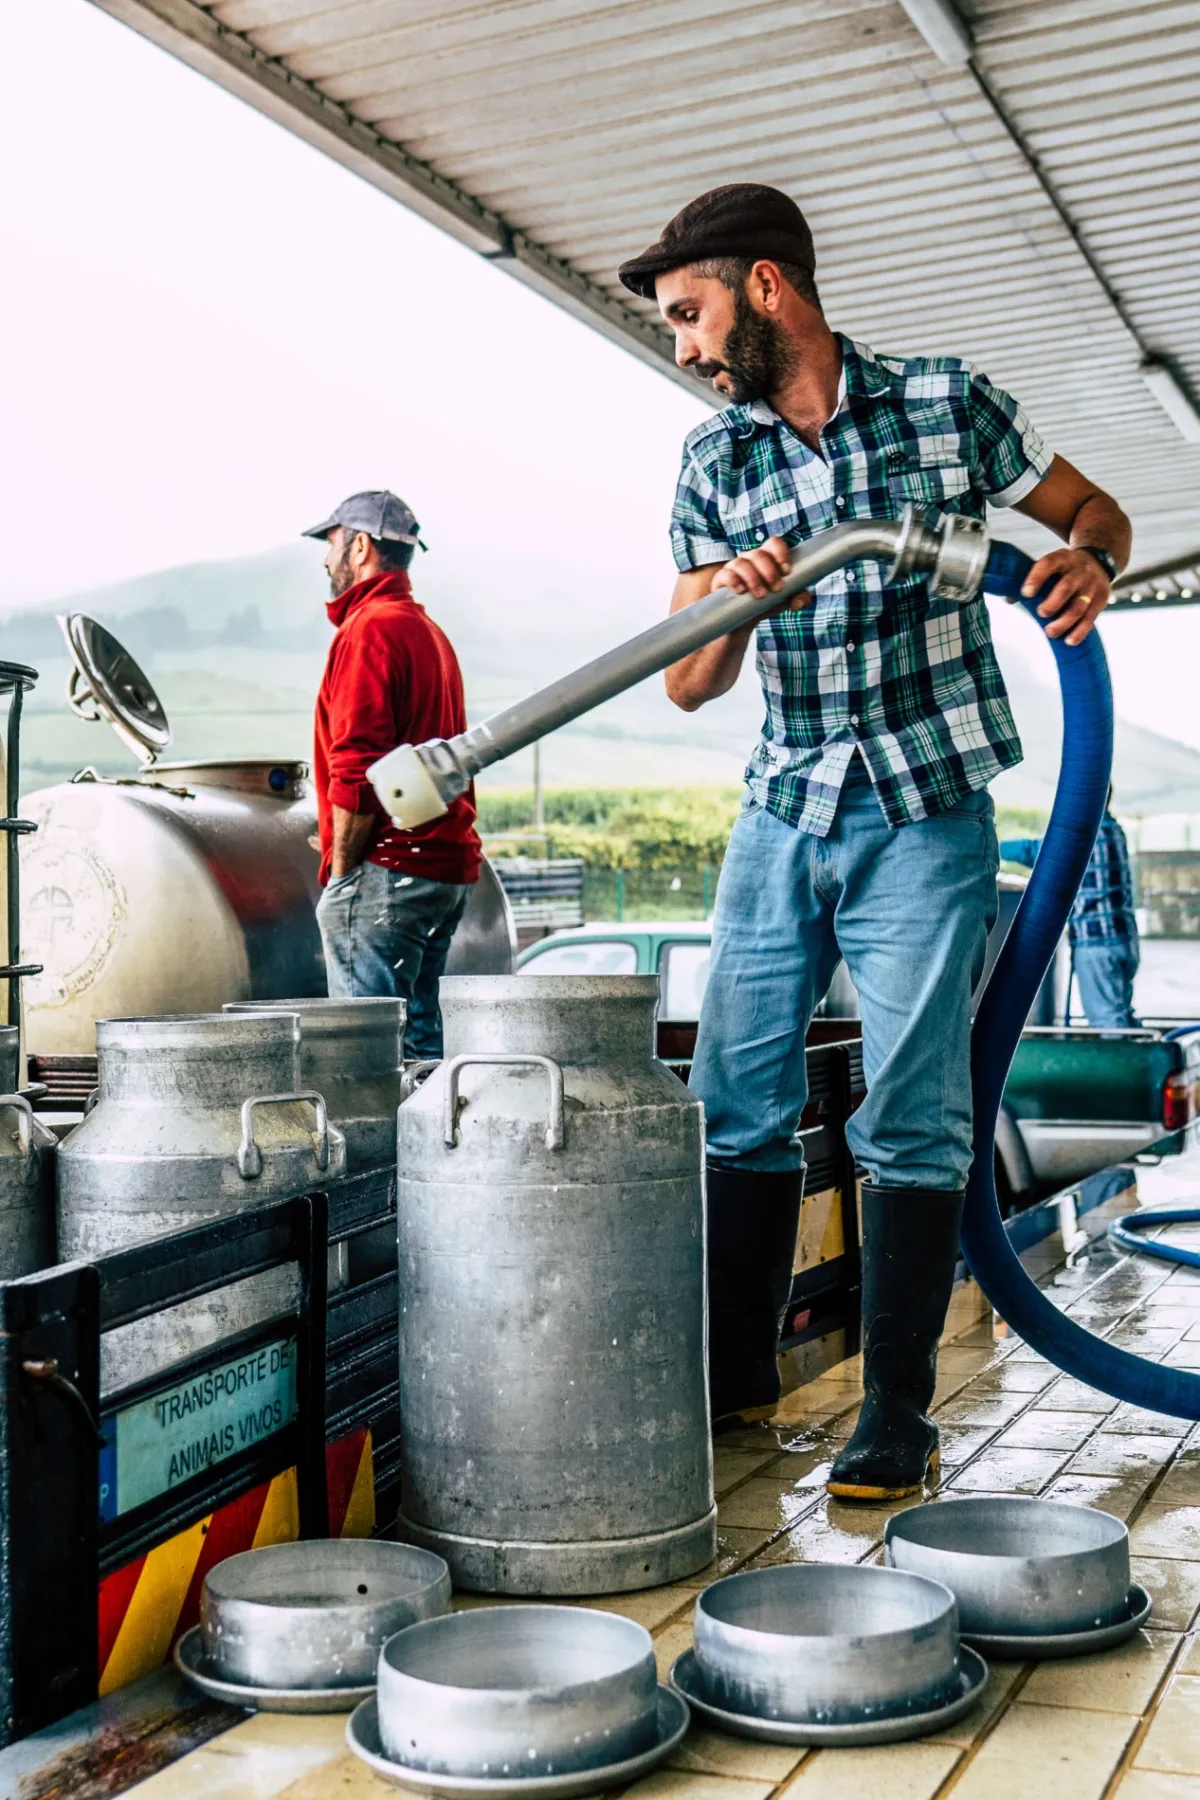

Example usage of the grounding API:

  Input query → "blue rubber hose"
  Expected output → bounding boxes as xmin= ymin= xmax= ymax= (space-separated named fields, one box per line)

xmin=1108 ymin=1210 xmax=1200 ymax=1271
xmin=961 ymin=541 xmax=1200 ymax=1417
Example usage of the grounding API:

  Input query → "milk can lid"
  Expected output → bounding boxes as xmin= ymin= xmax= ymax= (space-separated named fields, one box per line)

xmin=58 ymin=613 xmax=172 ymax=763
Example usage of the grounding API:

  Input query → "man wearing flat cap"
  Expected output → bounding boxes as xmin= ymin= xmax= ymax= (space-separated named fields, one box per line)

xmin=619 ymin=185 xmax=1131 ymax=1499
xmin=304 ymin=491 xmax=480 ymax=1057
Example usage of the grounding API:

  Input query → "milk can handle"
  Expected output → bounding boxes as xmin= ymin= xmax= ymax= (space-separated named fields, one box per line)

xmin=443 ymin=1054 xmax=565 ymax=1151
xmin=400 ymin=1060 xmax=440 ymax=1101
xmin=238 ymin=1090 xmax=331 ymax=1179
xmin=0 ymin=1095 xmax=32 ymax=1158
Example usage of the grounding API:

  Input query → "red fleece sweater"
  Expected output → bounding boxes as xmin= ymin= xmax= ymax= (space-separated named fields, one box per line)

xmin=313 ymin=572 xmax=481 ymax=886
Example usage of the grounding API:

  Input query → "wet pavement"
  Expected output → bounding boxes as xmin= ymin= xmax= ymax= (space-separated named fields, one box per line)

xmin=34 ymin=1147 xmax=1200 ymax=1799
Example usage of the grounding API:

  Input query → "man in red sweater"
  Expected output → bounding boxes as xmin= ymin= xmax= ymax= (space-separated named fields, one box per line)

xmin=304 ymin=491 xmax=481 ymax=1057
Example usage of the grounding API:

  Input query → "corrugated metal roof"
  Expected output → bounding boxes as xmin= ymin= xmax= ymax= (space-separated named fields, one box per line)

xmin=1112 ymin=544 xmax=1200 ymax=611
xmin=95 ymin=0 xmax=1200 ymax=556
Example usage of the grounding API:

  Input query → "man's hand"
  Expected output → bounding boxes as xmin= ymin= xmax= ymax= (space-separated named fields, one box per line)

xmin=711 ymin=537 xmax=811 ymax=611
xmin=329 ymin=805 xmax=376 ymax=879
xmin=1020 ymin=547 xmax=1112 ymax=646
xmin=1013 ymin=454 xmax=1129 ymax=646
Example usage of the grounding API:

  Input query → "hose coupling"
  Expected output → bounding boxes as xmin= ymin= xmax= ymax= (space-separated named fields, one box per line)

xmin=888 ymin=508 xmax=990 ymax=602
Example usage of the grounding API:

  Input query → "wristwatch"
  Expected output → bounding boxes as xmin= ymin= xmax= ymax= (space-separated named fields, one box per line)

xmin=1080 ymin=545 xmax=1119 ymax=583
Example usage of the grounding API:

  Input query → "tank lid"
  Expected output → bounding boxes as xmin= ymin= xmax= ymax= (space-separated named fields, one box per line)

xmin=59 ymin=613 xmax=171 ymax=763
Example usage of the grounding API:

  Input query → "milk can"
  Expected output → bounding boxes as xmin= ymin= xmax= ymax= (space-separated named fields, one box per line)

xmin=57 ymin=1011 xmax=346 ymax=1388
xmin=395 ymin=975 xmax=716 ymax=1595
xmin=0 ymin=1095 xmax=56 ymax=1279
xmin=0 ymin=1025 xmax=19 ymax=1093
xmin=225 ymin=997 xmax=405 ymax=1170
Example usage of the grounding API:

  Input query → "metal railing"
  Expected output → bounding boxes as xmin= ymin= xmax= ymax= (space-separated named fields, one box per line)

xmin=0 ymin=662 xmax=42 ymax=1028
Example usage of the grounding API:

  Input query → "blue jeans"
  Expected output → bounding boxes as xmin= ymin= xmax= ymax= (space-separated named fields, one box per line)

xmin=1073 ymin=938 xmax=1140 ymax=1029
xmin=690 ymin=764 xmax=999 ymax=1188
xmin=316 ymin=861 xmax=470 ymax=1059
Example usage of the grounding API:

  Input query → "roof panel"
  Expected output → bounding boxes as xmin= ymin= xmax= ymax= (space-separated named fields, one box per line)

xmin=92 ymin=0 xmax=1200 ymax=554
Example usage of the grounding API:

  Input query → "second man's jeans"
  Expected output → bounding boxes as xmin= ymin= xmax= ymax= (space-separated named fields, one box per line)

xmin=1073 ymin=938 xmax=1140 ymax=1029
xmin=690 ymin=762 xmax=999 ymax=1189
xmin=317 ymin=860 xmax=470 ymax=1059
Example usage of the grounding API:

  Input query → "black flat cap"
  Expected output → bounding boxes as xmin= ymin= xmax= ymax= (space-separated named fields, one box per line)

xmin=618 ymin=183 xmax=815 ymax=300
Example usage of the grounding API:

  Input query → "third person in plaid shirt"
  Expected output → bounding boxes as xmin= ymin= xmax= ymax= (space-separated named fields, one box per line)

xmin=618 ymin=183 xmax=1132 ymax=1501
xmin=1002 ymin=789 xmax=1141 ymax=1030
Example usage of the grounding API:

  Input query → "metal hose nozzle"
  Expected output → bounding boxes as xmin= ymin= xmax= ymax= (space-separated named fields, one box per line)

xmin=369 ymin=507 xmax=988 ymax=828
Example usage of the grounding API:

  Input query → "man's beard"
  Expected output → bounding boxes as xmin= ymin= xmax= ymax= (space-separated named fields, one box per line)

xmin=327 ymin=542 xmax=357 ymax=597
xmin=696 ymin=285 xmax=799 ymax=405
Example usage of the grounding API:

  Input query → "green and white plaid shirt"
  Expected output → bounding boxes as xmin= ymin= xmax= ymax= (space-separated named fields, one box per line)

xmin=671 ymin=334 xmax=1052 ymax=834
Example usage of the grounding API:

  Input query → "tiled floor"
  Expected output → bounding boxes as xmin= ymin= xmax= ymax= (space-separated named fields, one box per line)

xmin=97 ymin=1156 xmax=1200 ymax=1798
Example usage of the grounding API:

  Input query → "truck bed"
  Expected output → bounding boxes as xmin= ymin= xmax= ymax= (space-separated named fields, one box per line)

xmin=1001 ymin=1023 xmax=1200 ymax=1196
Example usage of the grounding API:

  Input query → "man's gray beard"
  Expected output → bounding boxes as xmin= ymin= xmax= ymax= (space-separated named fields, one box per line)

xmin=328 ymin=548 xmax=356 ymax=597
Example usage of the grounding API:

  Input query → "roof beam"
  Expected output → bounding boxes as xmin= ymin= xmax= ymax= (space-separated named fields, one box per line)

xmin=88 ymin=0 xmax=689 ymax=389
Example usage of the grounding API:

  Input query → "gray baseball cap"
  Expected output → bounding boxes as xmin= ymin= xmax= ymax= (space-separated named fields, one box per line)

xmin=302 ymin=489 xmax=426 ymax=550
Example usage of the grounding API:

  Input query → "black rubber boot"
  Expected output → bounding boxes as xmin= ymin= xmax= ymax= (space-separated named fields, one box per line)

xmin=707 ymin=1165 xmax=805 ymax=1427
xmin=826 ymin=1185 xmax=965 ymax=1501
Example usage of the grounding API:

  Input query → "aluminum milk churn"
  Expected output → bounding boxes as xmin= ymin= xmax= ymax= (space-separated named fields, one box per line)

xmin=0 ymin=1025 xmax=54 ymax=1280
xmin=0 ymin=1095 xmax=56 ymax=1279
xmin=225 ymin=997 xmax=406 ymax=1170
xmin=57 ymin=1011 xmax=346 ymax=1388
xmin=395 ymin=975 xmax=716 ymax=1595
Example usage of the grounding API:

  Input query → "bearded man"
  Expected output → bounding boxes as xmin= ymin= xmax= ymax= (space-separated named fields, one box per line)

xmin=305 ymin=490 xmax=480 ymax=1057
xmin=618 ymin=185 xmax=1130 ymax=1499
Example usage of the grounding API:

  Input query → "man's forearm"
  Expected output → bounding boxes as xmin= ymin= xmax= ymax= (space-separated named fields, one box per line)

xmin=1014 ymin=455 xmax=1132 ymax=643
xmin=665 ymin=541 xmax=802 ymax=712
xmin=666 ymin=621 xmax=757 ymax=712
xmin=1070 ymin=490 xmax=1132 ymax=572
xmin=330 ymin=805 xmax=376 ymax=878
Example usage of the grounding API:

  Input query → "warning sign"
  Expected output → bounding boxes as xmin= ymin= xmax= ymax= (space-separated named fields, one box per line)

xmin=100 ymin=1338 xmax=297 ymax=1521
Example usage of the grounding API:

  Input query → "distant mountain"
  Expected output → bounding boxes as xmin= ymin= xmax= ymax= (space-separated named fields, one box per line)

xmin=8 ymin=545 xmax=1200 ymax=814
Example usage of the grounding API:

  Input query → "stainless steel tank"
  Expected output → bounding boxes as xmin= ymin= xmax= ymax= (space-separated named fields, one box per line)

xmin=0 ymin=1094 xmax=56 ymax=1279
xmin=224 ymin=997 xmax=405 ymax=1170
xmin=57 ymin=1010 xmax=346 ymax=1389
xmin=395 ymin=975 xmax=716 ymax=1596
xmin=21 ymin=766 xmax=517 ymax=1054
xmin=442 ymin=860 xmax=517 ymax=980
xmin=20 ymin=615 xmax=516 ymax=1055
xmin=22 ymin=761 xmax=325 ymax=1052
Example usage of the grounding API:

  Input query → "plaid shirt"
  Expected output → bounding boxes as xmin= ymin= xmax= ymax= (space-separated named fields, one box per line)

xmin=671 ymin=334 xmax=1053 ymax=834
xmin=1001 ymin=815 xmax=1138 ymax=946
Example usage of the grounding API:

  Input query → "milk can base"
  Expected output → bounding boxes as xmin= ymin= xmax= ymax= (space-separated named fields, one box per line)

xmin=397 ymin=1505 xmax=718 ymax=1596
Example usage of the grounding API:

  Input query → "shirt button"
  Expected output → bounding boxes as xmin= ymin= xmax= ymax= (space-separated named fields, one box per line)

xmin=755 ymin=527 xmax=766 ymax=541
xmin=847 ymin=639 xmax=856 ymax=652
xmin=846 ymin=571 xmax=856 ymax=585
xmin=835 ymin=496 xmax=846 ymax=511
xmin=850 ymin=714 xmax=860 ymax=726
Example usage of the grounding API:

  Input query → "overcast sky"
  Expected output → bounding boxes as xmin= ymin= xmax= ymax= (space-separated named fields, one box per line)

xmin=2 ymin=0 xmax=1198 ymax=757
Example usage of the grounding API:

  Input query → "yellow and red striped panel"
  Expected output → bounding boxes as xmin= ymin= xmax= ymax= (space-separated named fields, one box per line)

xmin=98 ymin=1427 xmax=374 ymax=1696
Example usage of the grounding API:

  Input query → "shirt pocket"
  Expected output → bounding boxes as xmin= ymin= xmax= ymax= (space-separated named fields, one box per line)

xmin=886 ymin=456 xmax=973 ymax=519
xmin=722 ymin=488 xmax=806 ymax=556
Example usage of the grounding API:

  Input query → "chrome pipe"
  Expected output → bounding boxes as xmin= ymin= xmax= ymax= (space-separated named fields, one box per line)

xmin=369 ymin=508 xmax=988 ymax=828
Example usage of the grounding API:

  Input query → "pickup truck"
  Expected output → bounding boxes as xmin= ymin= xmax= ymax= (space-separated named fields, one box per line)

xmin=517 ymin=917 xmax=1200 ymax=1214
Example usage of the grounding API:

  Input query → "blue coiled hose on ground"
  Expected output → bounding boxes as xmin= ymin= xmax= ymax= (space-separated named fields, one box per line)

xmin=1105 ymin=1034 xmax=1200 ymax=1269
xmin=1107 ymin=1211 xmax=1200 ymax=1271
xmin=962 ymin=541 xmax=1200 ymax=1417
